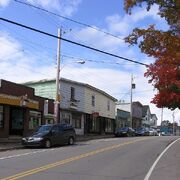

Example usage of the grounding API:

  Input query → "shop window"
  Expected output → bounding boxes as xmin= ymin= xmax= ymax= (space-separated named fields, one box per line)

xmin=72 ymin=113 xmax=81 ymax=129
xmin=0 ymin=106 xmax=4 ymax=128
xmin=29 ymin=111 xmax=41 ymax=130
xmin=61 ymin=113 xmax=71 ymax=124
xmin=105 ymin=119 xmax=114 ymax=133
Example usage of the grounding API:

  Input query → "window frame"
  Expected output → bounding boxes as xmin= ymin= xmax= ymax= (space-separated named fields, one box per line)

xmin=70 ymin=87 xmax=75 ymax=100
xmin=92 ymin=95 xmax=95 ymax=107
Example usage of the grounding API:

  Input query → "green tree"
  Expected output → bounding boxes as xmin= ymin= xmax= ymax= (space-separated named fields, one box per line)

xmin=124 ymin=0 xmax=180 ymax=110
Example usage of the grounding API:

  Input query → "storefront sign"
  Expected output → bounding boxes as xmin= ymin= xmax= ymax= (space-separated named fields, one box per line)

xmin=0 ymin=93 xmax=39 ymax=109
xmin=92 ymin=112 xmax=99 ymax=118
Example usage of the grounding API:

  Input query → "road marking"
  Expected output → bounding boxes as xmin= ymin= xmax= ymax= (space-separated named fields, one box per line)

xmin=2 ymin=137 xmax=148 ymax=180
xmin=0 ymin=149 xmax=55 ymax=160
xmin=144 ymin=137 xmax=180 ymax=180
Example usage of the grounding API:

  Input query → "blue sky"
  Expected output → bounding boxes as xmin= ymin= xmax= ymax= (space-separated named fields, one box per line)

xmin=0 ymin=0 xmax=179 ymax=124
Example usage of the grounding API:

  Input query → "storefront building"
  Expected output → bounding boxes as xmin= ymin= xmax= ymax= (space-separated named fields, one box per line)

xmin=24 ymin=78 xmax=117 ymax=135
xmin=0 ymin=79 xmax=54 ymax=140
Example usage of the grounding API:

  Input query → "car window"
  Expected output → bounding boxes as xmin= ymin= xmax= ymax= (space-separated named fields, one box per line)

xmin=52 ymin=125 xmax=59 ymax=132
xmin=36 ymin=125 xmax=52 ymax=133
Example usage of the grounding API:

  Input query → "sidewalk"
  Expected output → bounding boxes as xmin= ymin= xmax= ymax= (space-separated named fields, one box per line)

xmin=0 ymin=134 xmax=114 ymax=152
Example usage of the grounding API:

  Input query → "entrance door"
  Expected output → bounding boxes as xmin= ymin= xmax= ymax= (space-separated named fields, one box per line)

xmin=10 ymin=108 xmax=24 ymax=136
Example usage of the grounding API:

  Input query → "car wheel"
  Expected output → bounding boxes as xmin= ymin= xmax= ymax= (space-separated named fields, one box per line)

xmin=68 ymin=137 xmax=74 ymax=145
xmin=45 ymin=139 xmax=51 ymax=148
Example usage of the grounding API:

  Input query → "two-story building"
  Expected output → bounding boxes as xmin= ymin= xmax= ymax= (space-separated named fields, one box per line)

xmin=24 ymin=78 xmax=117 ymax=135
xmin=142 ymin=105 xmax=151 ymax=127
xmin=116 ymin=101 xmax=143 ymax=129
xmin=150 ymin=114 xmax=158 ymax=128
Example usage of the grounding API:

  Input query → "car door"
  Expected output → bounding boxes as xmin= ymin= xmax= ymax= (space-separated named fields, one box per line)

xmin=57 ymin=125 xmax=66 ymax=145
xmin=51 ymin=125 xmax=60 ymax=145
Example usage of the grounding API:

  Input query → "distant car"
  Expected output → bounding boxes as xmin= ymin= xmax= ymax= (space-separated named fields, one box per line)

xmin=22 ymin=124 xmax=76 ymax=148
xmin=135 ymin=127 xmax=150 ymax=136
xmin=149 ymin=128 xmax=156 ymax=136
xmin=115 ymin=127 xmax=135 ymax=137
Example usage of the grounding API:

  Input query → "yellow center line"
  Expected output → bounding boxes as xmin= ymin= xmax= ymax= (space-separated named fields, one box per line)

xmin=2 ymin=137 xmax=149 ymax=180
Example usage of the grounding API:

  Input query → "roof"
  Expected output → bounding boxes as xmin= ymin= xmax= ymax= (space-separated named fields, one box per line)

xmin=23 ymin=78 xmax=117 ymax=102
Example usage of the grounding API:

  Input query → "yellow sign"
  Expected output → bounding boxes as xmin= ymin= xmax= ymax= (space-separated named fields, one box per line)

xmin=0 ymin=93 xmax=39 ymax=109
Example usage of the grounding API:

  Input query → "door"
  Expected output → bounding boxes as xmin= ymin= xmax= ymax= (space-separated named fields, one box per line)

xmin=10 ymin=108 xmax=24 ymax=136
xmin=51 ymin=125 xmax=65 ymax=145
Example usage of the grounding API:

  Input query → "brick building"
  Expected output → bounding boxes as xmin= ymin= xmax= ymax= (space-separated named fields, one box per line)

xmin=0 ymin=79 xmax=54 ymax=140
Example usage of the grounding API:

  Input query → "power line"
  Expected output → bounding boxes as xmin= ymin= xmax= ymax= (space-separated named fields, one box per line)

xmin=62 ymin=54 xmax=139 ymax=66
xmin=0 ymin=17 xmax=148 ymax=66
xmin=13 ymin=0 xmax=124 ymax=41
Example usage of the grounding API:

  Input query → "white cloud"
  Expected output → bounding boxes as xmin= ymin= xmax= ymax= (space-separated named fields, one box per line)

xmin=73 ymin=26 xmax=125 ymax=52
xmin=106 ymin=5 xmax=163 ymax=36
xmin=0 ymin=32 xmax=56 ymax=82
xmin=27 ymin=0 xmax=82 ymax=16
xmin=0 ymin=0 xmax=10 ymax=7
xmin=131 ymin=5 xmax=161 ymax=22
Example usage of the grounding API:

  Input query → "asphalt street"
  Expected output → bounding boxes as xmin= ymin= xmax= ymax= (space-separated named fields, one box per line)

xmin=0 ymin=136 xmax=179 ymax=180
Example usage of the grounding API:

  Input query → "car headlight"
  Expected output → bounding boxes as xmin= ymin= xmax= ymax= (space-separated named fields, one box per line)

xmin=22 ymin=138 xmax=26 ymax=141
xmin=33 ymin=137 xmax=43 ymax=141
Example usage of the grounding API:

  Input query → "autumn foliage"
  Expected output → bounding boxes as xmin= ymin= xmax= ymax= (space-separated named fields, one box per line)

xmin=124 ymin=0 xmax=180 ymax=110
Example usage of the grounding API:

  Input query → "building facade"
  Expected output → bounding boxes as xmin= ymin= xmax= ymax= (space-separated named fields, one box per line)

xmin=142 ymin=105 xmax=151 ymax=127
xmin=0 ymin=79 xmax=54 ymax=140
xmin=24 ymin=78 xmax=117 ymax=135
xmin=116 ymin=109 xmax=130 ymax=129
xmin=116 ymin=101 xmax=143 ymax=129
xmin=150 ymin=114 xmax=158 ymax=128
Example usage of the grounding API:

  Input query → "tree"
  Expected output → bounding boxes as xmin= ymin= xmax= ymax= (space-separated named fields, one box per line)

xmin=124 ymin=0 xmax=180 ymax=110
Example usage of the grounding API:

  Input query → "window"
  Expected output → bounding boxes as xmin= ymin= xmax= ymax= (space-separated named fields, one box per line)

xmin=107 ymin=100 xmax=110 ymax=111
xmin=105 ymin=119 xmax=114 ymax=133
xmin=72 ymin=113 xmax=81 ymax=129
xmin=0 ymin=106 xmax=4 ymax=128
xmin=61 ymin=113 xmax=71 ymax=124
xmin=29 ymin=111 xmax=41 ymax=130
xmin=92 ymin=95 xmax=95 ymax=106
xmin=71 ymin=87 xmax=75 ymax=100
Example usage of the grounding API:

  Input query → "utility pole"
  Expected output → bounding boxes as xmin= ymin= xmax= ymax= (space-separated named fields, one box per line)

xmin=172 ymin=111 xmax=175 ymax=135
xmin=130 ymin=74 xmax=135 ymax=128
xmin=54 ymin=28 xmax=61 ymax=124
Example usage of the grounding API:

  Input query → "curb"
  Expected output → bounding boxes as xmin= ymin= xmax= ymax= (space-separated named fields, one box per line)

xmin=0 ymin=135 xmax=114 ymax=152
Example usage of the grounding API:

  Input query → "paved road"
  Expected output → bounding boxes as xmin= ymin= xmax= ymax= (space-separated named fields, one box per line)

xmin=0 ymin=136 xmax=179 ymax=180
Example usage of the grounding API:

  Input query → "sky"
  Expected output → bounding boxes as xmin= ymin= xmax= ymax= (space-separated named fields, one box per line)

xmin=0 ymin=0 xmax=179 ymax=125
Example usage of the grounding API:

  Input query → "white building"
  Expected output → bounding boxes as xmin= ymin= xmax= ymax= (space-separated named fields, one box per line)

xmin=24 ymin=78 xmax=117 ymax=135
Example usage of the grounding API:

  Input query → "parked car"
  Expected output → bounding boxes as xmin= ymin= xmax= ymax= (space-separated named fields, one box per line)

xmin=135 ymin=127 xmax=150 ymax=136
xmin=115 ymin=127 xmax=135 ymax=137
xmin=22 ymin=123 xmax=76 ymax=148
xmin=149 ymin=128 xmax=158 ymax=136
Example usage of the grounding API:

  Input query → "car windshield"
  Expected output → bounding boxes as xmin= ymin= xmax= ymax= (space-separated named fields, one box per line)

xmin=120 ymin=127 xmax=128 ymax=131
xmin=137 ymin=127 xmax=144 ymax=131
xmin=36 ymin=125 xmax=53 ymax=133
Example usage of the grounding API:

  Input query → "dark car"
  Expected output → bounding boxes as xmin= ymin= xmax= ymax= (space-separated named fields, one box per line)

xmin=135 ymin=127 xmax=149 ymax=136
xmin=115 ymin=127 xmax=135 ymax=137
xmin=22 ymin=123 xmax=76 ymax=148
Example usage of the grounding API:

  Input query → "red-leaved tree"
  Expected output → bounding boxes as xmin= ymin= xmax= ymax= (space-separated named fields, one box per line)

xmin=124 ymin=0 xmax=180 ymax=110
